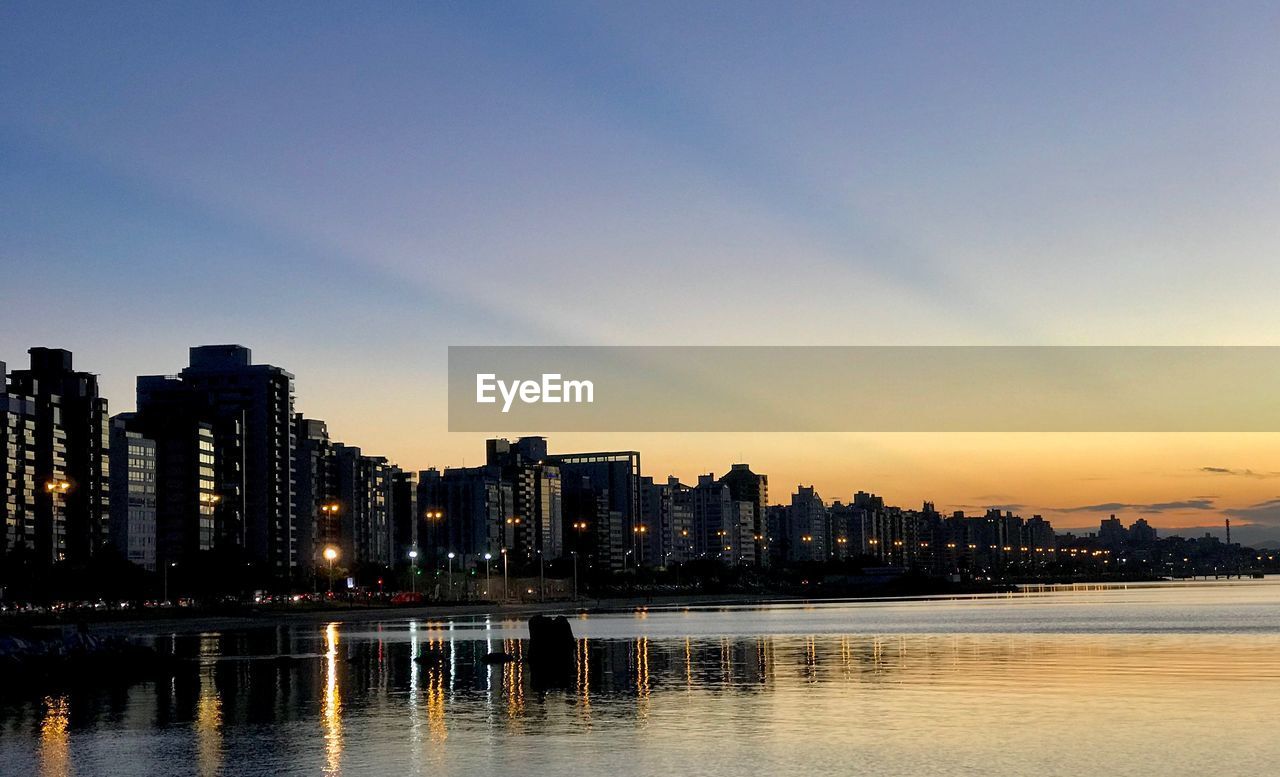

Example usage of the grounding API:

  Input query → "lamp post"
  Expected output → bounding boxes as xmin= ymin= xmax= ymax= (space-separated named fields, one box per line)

xmin=501 ymin=548 xmax=508 ymax=602
xmin=163 ymin=561 xmax=177 ymax=604
xmin=408 ymin=549 xmax=419 ymax=594
xmin=537 ymin=549 xmax=544 ymax=602
xmin=571 ymin=551 xmax=578 ymax=601
xmin=447 ymin=552 xmax=455 ymax=601
xmin=324 ymin=546 xmax=339 ymax=594
xmin=320 ymin=503 xmax=340 ymax=593
xmin=484 ymin=552 xmax=492 ymax=598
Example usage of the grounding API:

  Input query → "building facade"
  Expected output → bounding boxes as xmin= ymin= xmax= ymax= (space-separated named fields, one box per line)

xmin=109 ymin=415 xmax=157 ymax=571
xmin=5 ymin=348 xmax=111 ymax=565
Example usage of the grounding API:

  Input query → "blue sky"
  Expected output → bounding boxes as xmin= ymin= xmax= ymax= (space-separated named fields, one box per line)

xmin=4 ymin=2 xmax=1280 ymax=524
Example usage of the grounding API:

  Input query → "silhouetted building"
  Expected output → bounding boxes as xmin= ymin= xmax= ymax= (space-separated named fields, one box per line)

xmin=333 ymin=444 xmax=393 ymax=567
xmin=638 ymin=476 xmax=676 ymax=565
xmin=719 ymin=463 xmax=769 ymax=565
xmin=5 ymin=348 xmax=111 ymax=564
xmin=293 ymin=415 xmax=337 ymax=570
xmin=786 ymin=486 xmax=827 ymax=562
xmin=828 ymin=501 xmax=859 ymax=560
xmin=133 ymin=376 xmax=221 ymax=567
xmin=689 ymin=474 xmax=755 ymax=565
xmin=550 ymin=448 xmax=641 ymax=571
xmin=174 ymin=345 xmax=296 ymax=575
xmin=109 ymin=415 xmax=157 ymax=571
xmin=420 ymin=465 xmax=512 ymax=565
xmin=1099 ymin=515 xmax=1127 ymax=550
xmin=1 ymin=361 xmax=38 ymax=559
xmin=486 ymin=437 xmax=563 ymax=562
xmin=1129 ymin=517 xmax=1158 ymax=546
xmin=392 ymin=468 xmax=419 ymax=563
xmin=1025 ymin=515 xmax=1056 ymax=551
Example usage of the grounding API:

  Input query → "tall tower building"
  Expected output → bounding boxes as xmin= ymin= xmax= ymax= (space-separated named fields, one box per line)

xmin=1 ymin=360 xmax=39 ymax=560
xmin=293 ymin=415 xmax=337 ymax=571
xmin=134 ymin=376 xmax=221 ymax=567
xmin=392 ymin=468 xmax=419 ymax=564
xmin=787 ymin=486 xmax=828 ymax=563
xmin=486 ymin=437 xmax=563 ymax=562
xmin=109 ymin=415 xmax=158 ymax=571
xmin=6 ymin=348 xmax=111 ymax=564
xmin=333 ymin=443 xmax=394 ymax=567
xmin=137 ymin=345 xmax=295 ymax=576
xmin=719 ymin=463 xmax=769 ymax=566
xmin=178 ymin=346 xmax=296 ymax=575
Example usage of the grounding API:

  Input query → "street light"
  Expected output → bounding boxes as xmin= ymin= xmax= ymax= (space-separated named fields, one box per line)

xmin=447 ymin=551 xmax=455 ymax=601
xmin=408 ymin=549 xmax=419 ymax=594
xmin=501 ymin=548 xmax=508 ymax=602
xmin=484 ymin=552 xmax=492 ymax=598
xmin=324 ymin=546 xmax=339 ymax=594
xmin=163 ymin=561 xmax=177 ymax=604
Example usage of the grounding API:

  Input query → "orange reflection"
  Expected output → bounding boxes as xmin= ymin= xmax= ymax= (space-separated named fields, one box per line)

xmin=576 ymin=637 xmax=592 ymax=727
xmin=323 ymin=622 xmax=342 ymax=775
xmin=38 ymin=694 xmax=69 ymax=777
xmin=196 ymin=668 xmax=223 ymax=777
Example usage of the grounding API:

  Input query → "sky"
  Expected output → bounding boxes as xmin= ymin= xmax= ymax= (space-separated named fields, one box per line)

xmin=4 ymin=2 xmax=1280 ymax=537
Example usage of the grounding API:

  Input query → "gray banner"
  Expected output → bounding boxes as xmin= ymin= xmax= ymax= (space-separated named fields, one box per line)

xmin=447 ymin=346 xmax=1280 ymax=432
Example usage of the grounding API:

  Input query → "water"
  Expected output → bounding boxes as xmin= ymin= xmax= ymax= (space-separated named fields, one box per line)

xmin=4 ymin=579 xmax=1280 ymax=776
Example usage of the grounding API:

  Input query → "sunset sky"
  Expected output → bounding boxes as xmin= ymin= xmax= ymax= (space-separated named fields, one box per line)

xmin=4 ymin=3 xmax=1280 ymax=538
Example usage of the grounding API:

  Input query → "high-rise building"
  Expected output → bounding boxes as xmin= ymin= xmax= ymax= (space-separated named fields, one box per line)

xmin=719 ymin=463 xmax=769 ymax=565
xmin=638 ymin=476 xmax=673 ymax=566
xmin=134 ymin=376 xmax=221 ymax=567
xmin=293 ymin=415 xmax=338 ymax=571
xmin=786 ymin=486 xmax=827 ymax=563
xmin=109 ymin=415 xmax=157 ymax=571
xmin=550 ymin=448 xmax=641 ymax=572
xmin=1 ymin=360 xmax=38 ymax=560
xmin=172 ymin=345 xmax=296 ymax=575
xmin=5 ymin=348 xmax=111 ymax=564
xmin=1099 ymin=514 xmax=1127 ymax=550
xmin=828 ymin=501 xmax=859 ymax=561
xmin=486 ymin=438 xmax=563 ymax=562
xmin=333 ymin=444 xmax=394 ymax=567
xmin=1129 ymin=517 xmax=1157 ymax=546
xmin=420 ymin=466 xmax=512 ymax=564
xmin=392 ymin=468 xmax=419 ymax=564
xmin=692 ymin=474 xmax=740 ymax=563
xmin=562 ymin=473 xmax=620 ymax=573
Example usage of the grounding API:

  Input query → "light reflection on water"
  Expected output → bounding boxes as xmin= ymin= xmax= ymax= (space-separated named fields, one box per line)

xmin=3 ymin=580 xmax=1280 ymax=776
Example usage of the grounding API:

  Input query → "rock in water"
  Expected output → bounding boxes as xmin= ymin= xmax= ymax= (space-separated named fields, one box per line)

xmin=527 ymin=615 xmax=576 ymax=688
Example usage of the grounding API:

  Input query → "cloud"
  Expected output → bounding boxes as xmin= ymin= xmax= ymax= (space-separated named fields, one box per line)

xmin=1048 ymin=499 xmax=1216 ymax=514
xmin=1225 ymin=498 xmax=1280 ymax=527
xmin=1200 ymin=467 xmax=1280 ymax=479
xmin=952 ymin=503 xmax=1026 ymax=513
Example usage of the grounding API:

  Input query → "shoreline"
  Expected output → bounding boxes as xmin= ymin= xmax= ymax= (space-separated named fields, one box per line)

xmin=46 ymin=592 xmax=797 ymax=637
xmin=12 ymin=574 xmax=1263 ymax=638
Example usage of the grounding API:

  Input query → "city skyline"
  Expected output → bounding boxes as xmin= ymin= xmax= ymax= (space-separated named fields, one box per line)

xmin=3 ymin=343 xmax=1278 ymax=545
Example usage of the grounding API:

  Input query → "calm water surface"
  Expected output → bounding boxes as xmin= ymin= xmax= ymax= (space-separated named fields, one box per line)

xmin=3 ymin=579 xmax=1280 ymax=777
